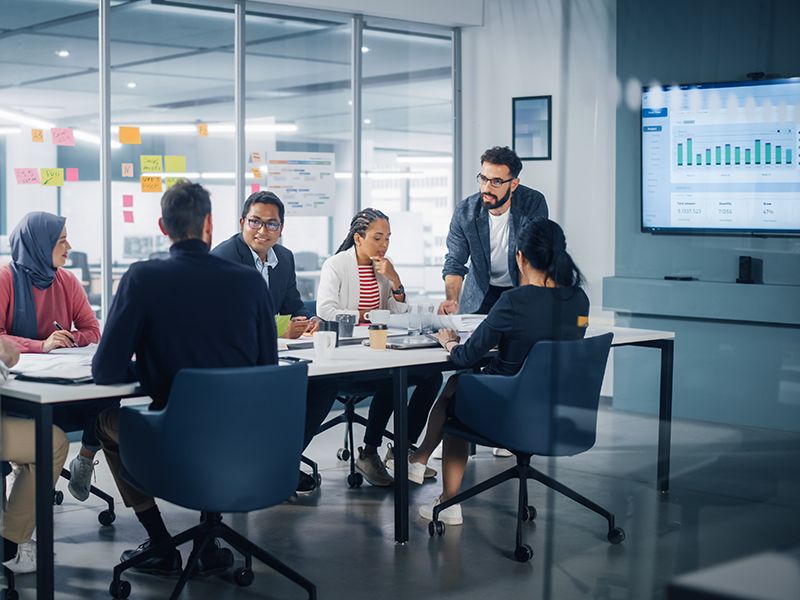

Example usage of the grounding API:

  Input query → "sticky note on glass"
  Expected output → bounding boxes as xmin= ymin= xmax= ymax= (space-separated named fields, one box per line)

xmin=123 ymin=194 xmax=133 ymax=208
xmin=51 ymin=128 xmax=75 ymax=146
xmin=66 ymin=168 xmax=79 ymax=182
xmin=122 ymin=163 xmax=134 ymax=177
xmin=165 ymin=177 xmax=184 ymax=189
xmin=119 ymin=126 xmax=141 ymax=144
xmin=140 ymin=155 xmax=163 ymax=172
xmin=123 ymin=211 xmax=134 ymax=223
xmin=14 ymin=168 xmax=41 ymax=184
xmin=41 ymin=168 xmax=64 ymax=186
xmin=251 ymin=168 xmax=263 ymax=179
xmin=251 ymin=152 xmax=262 ymax=163
xmin=251 ymin=183 xmax=260 ymax=194
xmin=141 ymin=175 xmax=162 ymax=193
xmin=198 ymin=124 xmax=208 ymax=137
xmin=164 ymin=156 xmax=185 ymax=172
xmin=31 ymin=129 xmax=43 ymax=143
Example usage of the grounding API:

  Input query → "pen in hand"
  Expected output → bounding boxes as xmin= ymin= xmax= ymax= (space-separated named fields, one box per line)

xmin=53 ymin=321 xmax=78 ymax=347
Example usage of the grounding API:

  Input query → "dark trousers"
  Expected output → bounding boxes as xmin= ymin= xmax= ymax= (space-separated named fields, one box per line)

xmin=476 ymin=285 xmax=513 ymax=315
xmin=303 ymin=379 xmax=338 ymax=450
xmin=363 ymin=372 xmax=443 ymax=448
xmin=53 ymin=401 xmax=119 ymax=452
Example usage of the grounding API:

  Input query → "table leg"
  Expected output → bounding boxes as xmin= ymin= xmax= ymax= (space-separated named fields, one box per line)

xmin=656 ymin=339 xmax=674 ymax=492
xmin=34 ymin=404 xmax=55 ymax=600
xmin=392 ymin=368 xmax=409 ymax=544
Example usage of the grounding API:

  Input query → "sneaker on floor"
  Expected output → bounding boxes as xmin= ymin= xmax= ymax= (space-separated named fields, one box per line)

xmin=355 ymin=447 xmax=394 ymax=486
xmin=120 ymin=539 xmax=182 ymax=577
xmin=407 ymin=457 xmax=427 ymax=485
xmin=3 ymin=540 xmax=37 ymax=574
xmin=419 ymin=495 xmax=462 ymax=526
xmin=492 ymin=447 xmax=514 ymax=457
xmin=190 ymin=539 xmax=234 ymax=579
xmin=297 ymin=470 xmax=318 ymax=494
xmin=67 ymin=454 xmax=98 ymax=502
xmin=431 ymin=441 xmax=443 ymax=460
xmin=385 ymin=444 xmax=438 ymax=479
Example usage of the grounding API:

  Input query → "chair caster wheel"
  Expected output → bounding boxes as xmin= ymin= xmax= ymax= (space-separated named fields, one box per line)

xmin=522 ymin=505 xmax=537 ymax=521
xmin=53 ymin=490 xmax=64 ymax=505
xmin=99 ymin=510 xmax=116 ymax=526
xmin=315 ymin=473 xmax=322 ymax=487
xmin=347 ymin=472 xmax=363 ymax=487
xmin=233 ymin=567 xmax=254 ymax=586
xmin=337 ymin=448 xmax=350 ymax=462
xmin=109 ymin=579 xmax=131 ymax=599
xmin=428 ymin=520 xmax=445 ymax=536
xmin=607 ymin=527 xmax=625 ymax=544
xmin=514 ymin=544 xmax=533 ymax=562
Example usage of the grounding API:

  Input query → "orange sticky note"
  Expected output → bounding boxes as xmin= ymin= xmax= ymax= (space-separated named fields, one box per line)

xmin=141 ymin=175 xmax=162 ymax=193
xmin=251 ymin=168 xmax=263 ymax=179
xmin=66 ymin=168 xmax=79 ymax=182
xmin=31 ymin=129 xmax=43 ymax=143
xmin=122 ymin=163 xmax=134 ymax=177
xmin=198 ymin=124 xmax=208 ymax=137
xmin=123 ymin=211 xmax=134 ymax=223
xmin=119 ymin=126 xmax=141 ymax=144
xmin=251 ymin=184 xmax=260 ymax=194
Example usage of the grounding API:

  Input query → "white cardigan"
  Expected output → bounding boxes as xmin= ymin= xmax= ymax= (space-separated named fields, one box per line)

xmin=316 ymin=246 xmax=410 ymax=321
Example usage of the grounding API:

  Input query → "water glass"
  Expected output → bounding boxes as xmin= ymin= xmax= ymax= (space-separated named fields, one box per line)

xmin=407 ymin=304 xmax=422 ymax=335
xmin=421 ymin=303 xmax=435 ymax=333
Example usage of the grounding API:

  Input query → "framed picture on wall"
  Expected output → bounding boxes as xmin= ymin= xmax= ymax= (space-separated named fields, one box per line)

xmin=512 ymin=95 xmax=552 ymax=160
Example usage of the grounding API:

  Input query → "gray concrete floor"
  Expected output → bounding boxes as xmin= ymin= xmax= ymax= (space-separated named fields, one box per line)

xmin=7 ymin=400 xmax=800 ymax=599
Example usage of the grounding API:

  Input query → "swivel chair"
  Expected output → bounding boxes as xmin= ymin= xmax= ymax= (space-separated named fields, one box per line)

xmin=109 ymin=364 xmax=315 ymax=600
xmin=428 ymin=333 xmax=624 ymax=562
xmin=66 ymin=251 xmax=100 ymax=307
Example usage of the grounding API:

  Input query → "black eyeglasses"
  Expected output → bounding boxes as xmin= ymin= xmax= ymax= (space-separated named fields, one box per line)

xmin=246 ymin=219 xmax=281 ymax=231
xmin=476 ymin=173 xmax=515 ymax=189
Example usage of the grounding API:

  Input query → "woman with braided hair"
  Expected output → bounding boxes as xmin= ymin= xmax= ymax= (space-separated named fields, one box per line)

xmin=317 ymin=208 xmax=443 ymax=487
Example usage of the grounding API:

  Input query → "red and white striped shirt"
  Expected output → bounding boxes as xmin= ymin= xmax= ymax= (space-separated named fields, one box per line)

xmin=357 ymin=265 xmax=381 ymax=312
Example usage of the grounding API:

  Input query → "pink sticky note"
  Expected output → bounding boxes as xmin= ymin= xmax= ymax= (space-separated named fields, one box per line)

xmin=51 ymin=128 xmax=75 ymax=146
xmin=251 ymin=183 xmax=261 ymax=194
xmin=123 ymin=195 xmax=133 ymax=208
xmin=14 ymin=168 xmax=41 ymax=185
xmin=66 ymin=168 xmax=79 ymax=182
xmin=123 ymin=211 xmax=134 ymax=223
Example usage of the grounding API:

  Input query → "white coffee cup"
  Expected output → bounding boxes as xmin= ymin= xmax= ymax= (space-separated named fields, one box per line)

xmin=313 ymin=331 xmax=337 ymax=361
xmin=364 ymin=309 xmax=390 ymax=325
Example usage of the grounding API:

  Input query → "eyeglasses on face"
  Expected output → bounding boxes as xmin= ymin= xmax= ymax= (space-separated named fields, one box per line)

xmin=476 ymin=173 xmax=515 ymax=189
xmin=246 ymin=219 xmax=281 ymax=231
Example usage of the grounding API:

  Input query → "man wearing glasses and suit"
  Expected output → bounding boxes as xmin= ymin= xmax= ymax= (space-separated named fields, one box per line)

xmin=438 ymin=146 xmax=549 ymax=316
xmin=212 ymin=191 xmax=336 ymax=493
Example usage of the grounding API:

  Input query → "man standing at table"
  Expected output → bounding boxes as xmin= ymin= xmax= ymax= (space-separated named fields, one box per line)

xmin=211 ymin=190 xmax=337 ymax=493
xmin=92 ymin=181 xmax=277 ymax=578
xmin=438 ymin=146 xmax=548 ymax=315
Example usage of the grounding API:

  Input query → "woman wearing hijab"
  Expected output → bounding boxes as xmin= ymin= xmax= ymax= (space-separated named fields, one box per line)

xmin=0 ymin=211 xmax=102 ymax=503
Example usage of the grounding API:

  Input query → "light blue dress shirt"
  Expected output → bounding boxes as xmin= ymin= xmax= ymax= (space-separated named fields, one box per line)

xmin=248 ymin=245 xmax=279 ymax=289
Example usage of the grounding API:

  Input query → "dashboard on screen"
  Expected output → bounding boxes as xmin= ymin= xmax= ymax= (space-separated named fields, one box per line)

xmin=641 ymin=78 xmax=800 ymax=235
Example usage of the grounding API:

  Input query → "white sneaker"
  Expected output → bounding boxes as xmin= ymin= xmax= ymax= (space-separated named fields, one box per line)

xmin=384 ymin=444 xmax=437 ymax=479
xmin=419 ymin=495 xmax=462 ymax=526
xmin=431 ymin=441 xmax=443 ymax=460
xmin=68 ymin=454 xmax=98 ymax=502
xmin=3 ymin=540 xmax=37 ymax=574
xmin=492 ymin=447 xmax=513 ymax=457
xmin=407 ymin=457 xmax=427 ymax=485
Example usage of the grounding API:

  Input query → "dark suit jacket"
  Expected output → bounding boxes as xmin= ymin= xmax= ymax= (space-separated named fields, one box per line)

xmin=92 ymin=239 xmax=278 ymax=410
xmin=210 ymin=233 xmax=312 ymax=319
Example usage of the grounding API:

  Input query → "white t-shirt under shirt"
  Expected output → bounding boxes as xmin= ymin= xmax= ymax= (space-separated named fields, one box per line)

xmin=488 ymin=209 xmax=513 ymax=287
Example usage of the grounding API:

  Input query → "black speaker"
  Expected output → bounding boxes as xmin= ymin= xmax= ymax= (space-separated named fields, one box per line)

xmin=736 ymin=256 xmax=762 ymax=284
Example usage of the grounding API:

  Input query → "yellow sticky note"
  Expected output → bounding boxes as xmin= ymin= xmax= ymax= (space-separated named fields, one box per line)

xmin=41 ymin=168 xmax=64 ymax=186
xmin=198 ymin=124 xmax=208 ymax=137
xmin=251 ymin=168 xmax=263 ymax=179
xmin=141 ymin=175 xmax=163 ymax=193
xmin=165 ymin=177 xmax=184 ymax=189
xmin=119 ymin=126 xmax=141 ymax=144
xmin=164 ymin=156 xmax=186 ymax=172
xmin=140 ymin=155 xmax=163 ymax=173
xmin=31 ymin=129 xmax=44 ymax=143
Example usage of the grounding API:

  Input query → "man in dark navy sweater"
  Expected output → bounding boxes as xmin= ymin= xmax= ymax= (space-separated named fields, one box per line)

xmin=93 ymin=181 xmax=277 ymax=578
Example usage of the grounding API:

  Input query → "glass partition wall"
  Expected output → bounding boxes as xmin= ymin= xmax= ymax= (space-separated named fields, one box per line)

xmin=0 ymin=1 xmax=457 ymax=314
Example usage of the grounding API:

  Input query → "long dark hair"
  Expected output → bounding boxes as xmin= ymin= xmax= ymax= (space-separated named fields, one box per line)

xmin=336 ymin=207 xmax=390 ymax=254
xmin=517 ymin=219 xmax=583 ymax=288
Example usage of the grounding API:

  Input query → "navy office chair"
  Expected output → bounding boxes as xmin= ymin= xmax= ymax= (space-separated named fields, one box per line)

xmin=109 ymin=364 xmax=316 ymax=600
xmin=429 ymin=333 xmax=624 ymax=562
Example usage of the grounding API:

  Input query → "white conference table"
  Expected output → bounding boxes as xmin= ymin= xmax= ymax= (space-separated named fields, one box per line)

xmin=0 ymin=324 xmax=674 ymax=600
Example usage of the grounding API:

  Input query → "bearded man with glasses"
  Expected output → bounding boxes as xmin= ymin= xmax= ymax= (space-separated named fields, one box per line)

xmin=438 ymin=146 xmax=548 ymax=315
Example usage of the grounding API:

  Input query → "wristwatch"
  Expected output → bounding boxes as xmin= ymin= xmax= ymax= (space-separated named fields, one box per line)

xmin=392 ymin=284 xmax=405 ymax=296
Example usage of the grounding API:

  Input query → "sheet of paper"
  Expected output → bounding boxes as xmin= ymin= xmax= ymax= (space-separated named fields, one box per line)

xmin=11 ymin=352 xmax=94 ymax=380
xmin=140 ymin=175 xmax=162 ymax=193
xmin=66 ymin=168 xmax=79 ymax=182
xmin=122 ymin=163 xmax=134 ymax=177
xmin=119 ymin=126 xmax=141 ymax=144
xmin=31 ymin=129 xmax=43 ymax=143
xmin=197 ymin=124 xmax=208 ymax=137
xmin=14 ymin=168 xmax=40 ymax=184
xmin=122 ymin=194 xmax=133 ymax=208
xmin=164 ymin=155 xmax=185 ymax=172
xmin=41 ymin=168 xmax=64 ymax=186
xmin=140 ymin=155 xmax=163 ymax=172
xmin=51 ymin=128 xmax=75 ymax=146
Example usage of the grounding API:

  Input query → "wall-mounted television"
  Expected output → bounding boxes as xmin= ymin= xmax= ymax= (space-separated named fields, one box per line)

xmin=641 ymin=77 xmax=800 ymax=235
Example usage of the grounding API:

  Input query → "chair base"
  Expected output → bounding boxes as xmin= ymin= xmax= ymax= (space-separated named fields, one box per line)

xmin=60 ymin=468 xmax=116 ymax=525
xmin=430 ymin=454 xmax=624 ymax=561
xmin=110 ymin=513 xmax=316 ymax=600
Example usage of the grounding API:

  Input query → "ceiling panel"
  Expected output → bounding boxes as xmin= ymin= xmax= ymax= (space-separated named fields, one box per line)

xmin=0 ymin=0 xmax=97 ymax=31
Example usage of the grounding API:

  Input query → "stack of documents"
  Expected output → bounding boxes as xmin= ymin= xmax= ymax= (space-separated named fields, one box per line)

xmin=9 ymin=346 xmax=96 ymax=384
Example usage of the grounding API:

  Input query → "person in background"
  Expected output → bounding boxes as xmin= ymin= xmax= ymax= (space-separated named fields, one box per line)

xmin=0 ymin=212 xmax=102 ymax=503
xmin=413 ymin=219 xmax=589 ymax=525
xmin=317 ymin=208 xmax=442 ymax=486
xmin=1 ymin=339 xmax=70 ymax=574
xmin=211 ymin=190 xmax=337 ymax=493
xmin=92 ymin=181 xmax=277 ymax=578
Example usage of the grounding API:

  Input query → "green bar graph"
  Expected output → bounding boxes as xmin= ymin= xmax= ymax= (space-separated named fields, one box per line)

xmin=697 ymin=154 xmax=702 ymax=165
xmin=788 ymin=149 xmax=793 ymax=164
xmin=715 ymin=147 xmax=721 ymax=165
xmin=755 ymin=140 xmax=761 ymax=164
xmin=735 ymin=147 xmax=740 ymax=164
xmin=687 ymin=139 xmax=693 ymax=165
xmin=677 ymin=144 xmax=683 ymax=166
xmin=745 ymin=149 xmax=751 ymax=164
xmin=765 ymin=143 xmax=771 ymax=164
xmin=725 ymin=144 xmax=731 ymax=165
xmin=706 ymin=149 xmax=711 ymax=165
xmin=776 ymin=146 xmax=781 ymax=164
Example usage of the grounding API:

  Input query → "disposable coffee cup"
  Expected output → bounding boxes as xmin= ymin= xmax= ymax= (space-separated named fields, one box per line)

xmin=368 ymin=323 xmax=388 ymax=351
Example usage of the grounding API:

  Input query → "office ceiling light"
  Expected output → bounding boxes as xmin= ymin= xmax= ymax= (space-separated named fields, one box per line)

xmin=56 ymin=50 xmax=70 ymax=57
xmin=200 ymin=173 xmax=236 ymax=179
xmin=0 ymin=108 xmax=55 ymax=129
xmin=396 ymin=156 xmax=453 ymax=164
xmin=127 ymin=82 xmax=136 ymax=88
xmin=137 ymin=125 xmax=197 ymax=134
xmin=361 ymin=46 xmax=369 ymax=52
xmin=363 ymin=119 xmax=371 ymax=124
xmin=366 ymin=172 xmax=425 ymax=180
xmin=0 ymin=127 xmax=22 ymax=135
